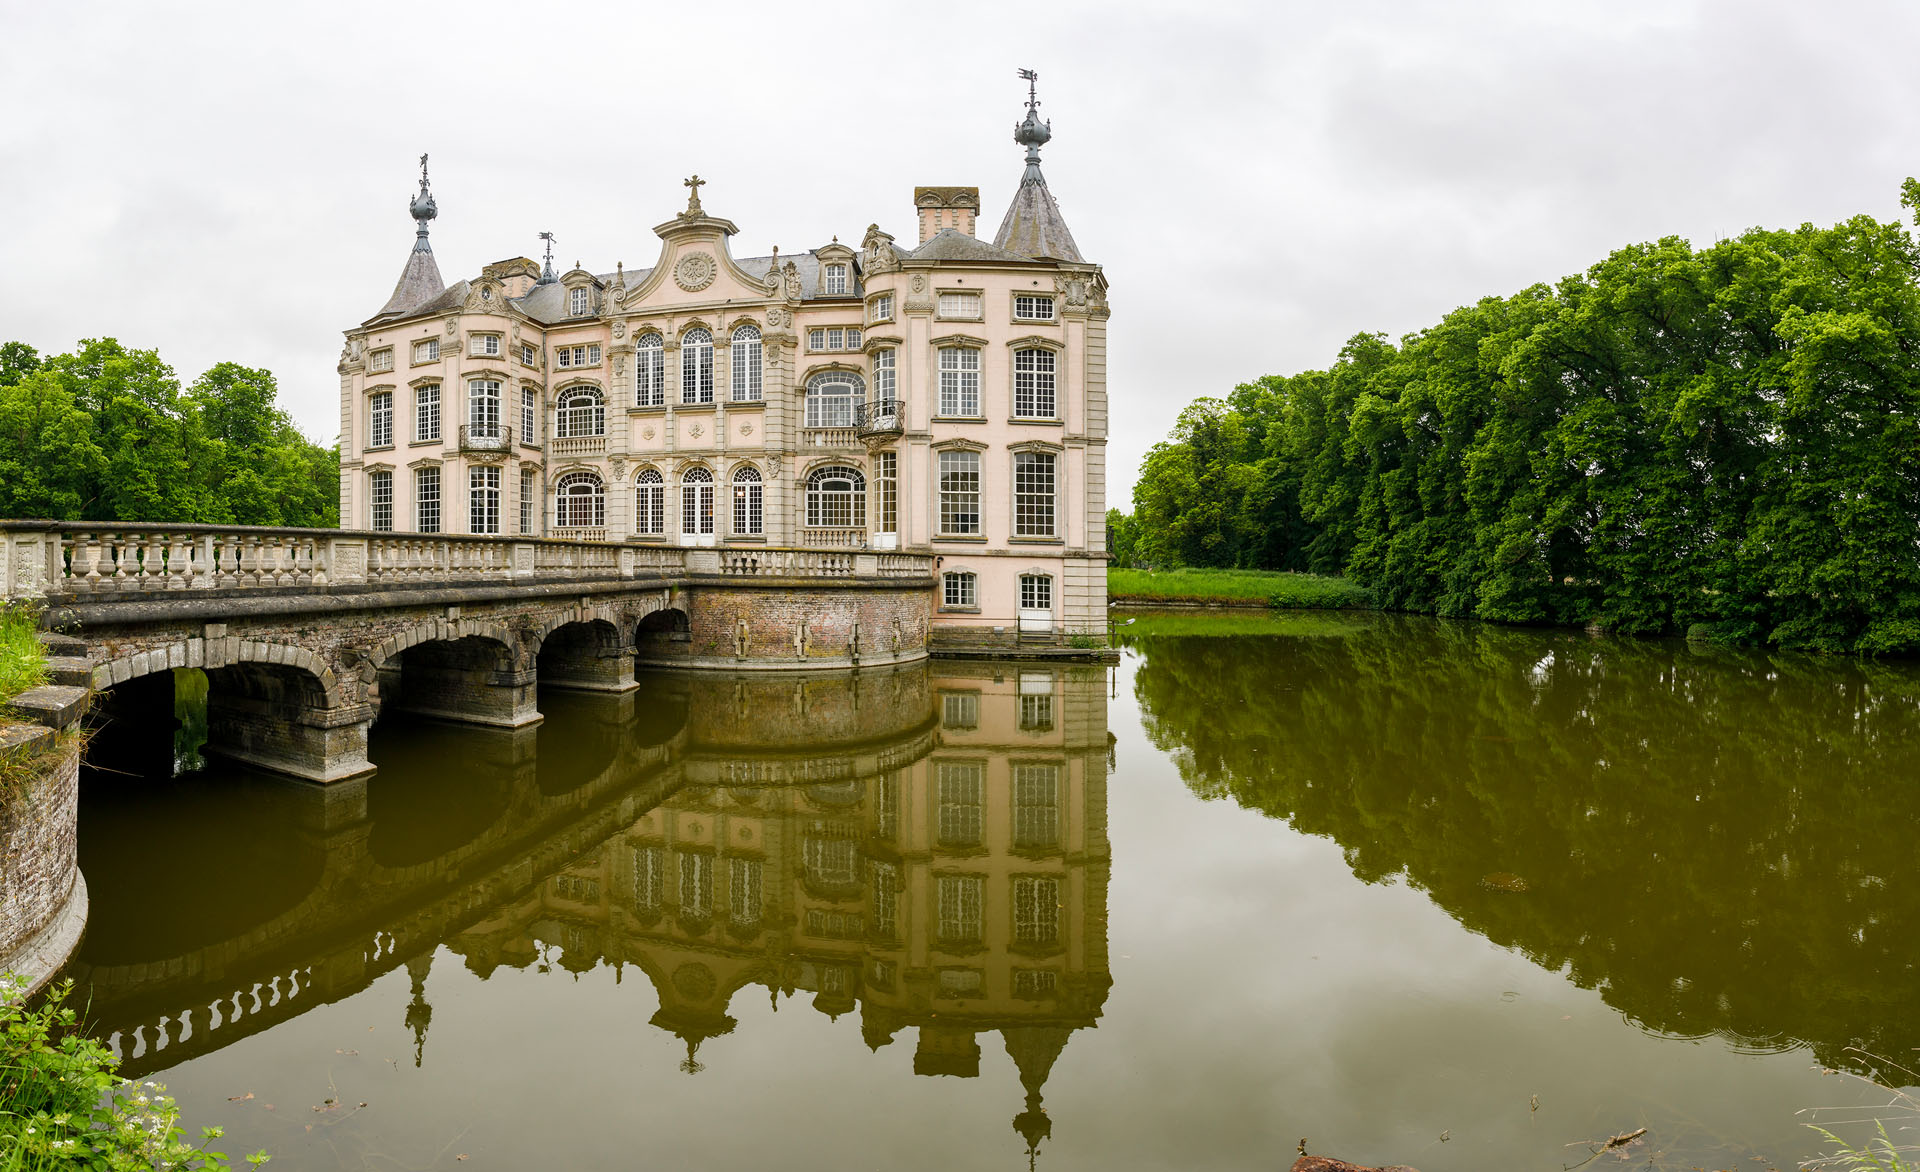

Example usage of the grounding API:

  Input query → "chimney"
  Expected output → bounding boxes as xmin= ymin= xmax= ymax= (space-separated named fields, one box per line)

xmin=914 ymin=187 xmax=980 ymax=243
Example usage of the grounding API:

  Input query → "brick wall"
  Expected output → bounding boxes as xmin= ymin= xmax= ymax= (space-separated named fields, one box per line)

xmin=0 ymin=726 xmax=82 ymax=991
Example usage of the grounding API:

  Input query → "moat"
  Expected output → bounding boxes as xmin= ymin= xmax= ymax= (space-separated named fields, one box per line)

xmin=55 ymin=613 xmax=1920 ymax=1169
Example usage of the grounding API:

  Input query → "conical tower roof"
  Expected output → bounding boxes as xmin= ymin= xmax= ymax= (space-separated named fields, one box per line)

xmin=991 ymin=76 xmax=1084 ymax=263
xmin=370 ymin=156 xmax=447 ymax=321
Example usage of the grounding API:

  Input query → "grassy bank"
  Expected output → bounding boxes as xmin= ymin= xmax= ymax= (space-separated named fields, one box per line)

xmin=0 ymin=604 xmax=45 ymax=702
xmin=1109 ymin=568 xmax=1375 ymax=611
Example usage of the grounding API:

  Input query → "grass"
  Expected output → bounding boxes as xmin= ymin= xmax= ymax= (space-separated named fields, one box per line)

xmin=1109 ymin=567 xmax=1375 ymax=611
xmin=0 ymin=604 xmax=46 ymax=704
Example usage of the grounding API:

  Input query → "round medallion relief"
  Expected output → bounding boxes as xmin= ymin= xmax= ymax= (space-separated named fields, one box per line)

xmin=675 ymin=252 xmax=717 ymax=292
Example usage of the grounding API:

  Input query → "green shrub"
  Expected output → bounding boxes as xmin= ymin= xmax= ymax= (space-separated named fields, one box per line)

xmin=1108 ymin=568 xmax=1374 ymax=611
xmin=0 ymin=976 xmax=267 ymax=1170
xmin=0 ymin=605 xmax=45 ymax=702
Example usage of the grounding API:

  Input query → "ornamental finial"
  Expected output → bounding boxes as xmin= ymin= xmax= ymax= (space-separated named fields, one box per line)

xmin=537 ymin=231 xmax=557 ymax=284
xmin=1013 ymin=70 xmax=1052 ymax=181
xmin=682 ymin=174 xmax=707 ymax=218
xmin=409 ymin=153 xmax=438 ymax=253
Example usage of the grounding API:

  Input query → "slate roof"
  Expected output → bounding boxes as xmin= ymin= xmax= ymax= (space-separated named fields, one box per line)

xmin=367 ymin=246 xmax=447 ymax=324
xmin=902 ymin=228 xmax=1036 ymax=264
xmin=992 ymin=163 xmax=1084 ymax=263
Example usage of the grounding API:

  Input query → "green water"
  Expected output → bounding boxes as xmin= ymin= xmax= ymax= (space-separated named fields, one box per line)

xmin=58 ymin=613 xmax=1920 ymax=1169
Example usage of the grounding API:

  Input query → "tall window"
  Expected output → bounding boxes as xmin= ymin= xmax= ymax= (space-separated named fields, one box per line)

xmin=1013 ymin=348 xmax=1056 ymax=418
xmin=635 ymin=333 xmax=664 ymax=407
xmin=870 ymin=860 xmax=898 ymax=940
xmin=868 ymin=293 xmax=893 ymax=322
xmin=415 ymin=465 xmax=440 ymax=533
xmin=678 ymin=851 xmax=712 ymax=918
xmin=1014 ymin=451 xmax=1056 ymax=536
xmin=937 ymin=290 xmax=983 ymax=319
xmin=823 ymin=263 xmax=848 ymax=294
xmin=681 ymin=466 xmax=714 ymax=535
xmin=805 ymin=372 xmax=865 ymax=428
xmin=520 ymin=385 xmax=537 ymax=442
xmin=942 ymin=571 xmax=976 ymax=608
xmin=939 ymin=450 xmax=981 ymax=535
xmin=369 ymin=469 xmax=392 ymax=531
xmin=520 ymin=342 xmax=537 ymax=366
xmin=806 ymin=465 xmax=865 ymax=529
xmin=730 ymin=857 xmax=762 ymax=929
xmin=937 ymin=875 xmax=983 ymax=945
xmin=632 ymin=846 xmax=666 ymax=913
xmin=731 ymin=325 xmax=762 ymax=401
xmin=520 ymin=466 xmax=537 ymax=534
xmin=1013 ymin=876 xmax=1060 ymax=945
xmin=569 ymin=286 xmax=590 ymax=316
xmin=872 ymin=348 xmax=896 ymax=405
xmin=469 ymin=466 xmax=500 ymax=533
xmin=554 ymin=471 xmax=605 ymax=528
xmin=1013 ymin=764 xmax=1059 ymax=849
xmin=874 ymin=451 xmax=897 ymax=534
xmin=681 ymin=328 xmax=713 ymax=404
xmin=635 ymin=469 xmax=664 ymax=535
xmin=1020 ymin=574 xmax=1052 ymax=610
xmin=369 ymin=391 xmax=393 ymax=447
xmin=731 ymin=466 xmax=763 ymax=535
xmin=414 ymin=384 xmax=440 ymax=442
xmin=556 ymin=387 xmax=605 ymax=437
xmin=938 ymin=348 xmax=980 ymax=416
xmin=467 ymin=379 xmax=501 ymax=437
xmin=413 ymin=338 xmax=439 ymax=363
xmin=938 ymin=761 xmax=984 ymax=846
xmin=1014 ymin=294 xmax=1055 ymax=321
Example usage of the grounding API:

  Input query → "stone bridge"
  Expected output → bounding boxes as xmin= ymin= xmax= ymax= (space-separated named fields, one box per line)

xmin=0 ymin=522 xmax=934 ymax=783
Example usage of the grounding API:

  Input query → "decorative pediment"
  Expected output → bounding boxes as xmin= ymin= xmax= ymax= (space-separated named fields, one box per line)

xmin=930 ymin=333 xmax=988 ymax=349
xmin=1008 ymin=438 xmax=1066 ymax=454
xmin=931 ymin=437 xmax=989 ymax=453
xmin=1006 ymin=334 xmax=1064 ymax=352
xmin=861 ymin=334 xmax=904 ymax=353
xmin=363 ymin=383 xmax=396 ymax=396
xmin=407 ymin=456 xmax=443 ymax=470
xmin=407 ymin=374 xmax=443 ymax=388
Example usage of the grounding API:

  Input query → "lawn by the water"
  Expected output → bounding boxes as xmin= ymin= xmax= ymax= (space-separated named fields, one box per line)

xmin=1108 ymin=568 xmax=1374 ymax=610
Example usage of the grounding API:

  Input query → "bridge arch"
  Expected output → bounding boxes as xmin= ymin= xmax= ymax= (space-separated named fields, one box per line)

xmin=368 ymin=619 xmax=539 ymax=730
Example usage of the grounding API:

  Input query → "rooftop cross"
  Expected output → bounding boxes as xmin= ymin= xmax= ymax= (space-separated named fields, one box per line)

xmin=683 ymin=174 xmax=706 ymax=217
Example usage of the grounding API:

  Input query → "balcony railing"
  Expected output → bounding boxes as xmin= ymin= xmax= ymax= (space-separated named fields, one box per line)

xmin=800 ymin=527 xmax=868 ymax=549
xmin=855 ymin=400 xmax=903 ymax=437
xmin=458 ymin=424 xmax=512 ymax=453
xmin=800 ymin=427 xmax=859 ymax=449
xmin=550 ymin=435 xmax=606 ymax=458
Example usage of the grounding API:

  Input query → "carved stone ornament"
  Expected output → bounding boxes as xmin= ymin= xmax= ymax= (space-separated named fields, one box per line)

xmin=675 ymin=252 xmax=717 ymax=292
xmin=642 ymin=425 xmax=656 ymax=440
xmin=765 ymin=307 xmax=789 ymax=328
xmin=910 ymin=275 xmax=926 ymax=293
xmin=861 ymin=223 xmax=899 ymax=275
xmin=614 ymin=355 xmax=625 ymax=374
xmin=1054 ymin=274 xmax=1093 ymax=309
xmin=613 ymin=320 xmax=626 ymax=339
xmin=610 ymin=457 xmax=626 ymax=479
xmin=739 ymin=421 xmax=754 ymax=437
xmin=468 ymin=450 xmax=508 ymax=466
xmin=445 ymin=317 xmax=459 ymax=336
xmin=688 ymin=422 xmax=705 ymax=439
xmin=783 ymin=262 xmax=802 ymax=301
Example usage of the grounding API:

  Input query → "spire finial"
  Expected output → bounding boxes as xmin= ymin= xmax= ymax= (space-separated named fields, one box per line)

xmin=409 ymin=153 xmax=438 ymax=253
xmin=537 ymin=232 xmax=557 ymax=284
xmin=682 ymin=174 xmax=707 ymax=218
xmin=1012 ymin=69 xmax=1052 ymax=185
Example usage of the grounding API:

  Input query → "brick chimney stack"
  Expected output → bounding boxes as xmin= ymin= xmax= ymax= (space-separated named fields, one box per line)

xmin=914 ymin=187 xmax=980 ymax=243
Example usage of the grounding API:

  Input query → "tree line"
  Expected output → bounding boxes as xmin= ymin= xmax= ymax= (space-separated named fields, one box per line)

xmin=1115 ymin=187 xmax=1920 ymax=653
xmin=0 ymin=338 xmax=338 ymax=528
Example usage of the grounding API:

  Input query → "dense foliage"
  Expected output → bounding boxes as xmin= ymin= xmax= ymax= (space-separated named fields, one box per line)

xmin=1107 ymin=567 xmax=1373 ymax=609
xmin=0 ymin=976 xmax=266 ymax=1168
xmin=1122 ymin=616 xmax=1920 ymax=1074
xmin=0 ymin=340 xmax=336 ymax=528
xmin=1122 ymin=192 xmax=1920 ymax=652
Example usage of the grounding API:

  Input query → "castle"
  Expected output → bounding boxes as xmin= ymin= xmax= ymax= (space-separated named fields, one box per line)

xmin=337 ymin=79 xmax=1110 ymax=645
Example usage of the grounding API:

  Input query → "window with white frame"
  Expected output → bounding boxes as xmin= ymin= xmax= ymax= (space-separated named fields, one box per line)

xmin=1013 ymin=763 xmax=1059 ymax=849
xmin=569 ymin=287 xmax=590 ymax=316
xmin=1013 ymin=876 xmax=1060 ymax=945
xmin=937 ymin=291 xmax=983 ymax=319
xmin=823 ymin=263 xmax=848 ymax=294
xmin=827 ymin=327 xmax=844 ymax=351
xmin=808 ymin=328 xmax=825 ymax=350
xmin=556 ymin=387 xmax=605 ymax=437
xmin=520 ymin=466 xmax=537 ymax=534
xmin=938 ymin=347 xmax=980 ymax=416
xmin=469 ymin=466 xmax=500 ymax=533
xmin=805 ymin=372 xmax=865 ymax=428
xmin=679 ymin=851 xmax=712 ymax=919
xmin=868 ymin=293 xmax=893 ymax=323
xmin=1014 ymin=294 xmax=1056 ymax=321
xmin=681 ymin=466 xmax=714 ymax=535
xmin=731 ymin=325 xmax=762 ymax=401
xmin=870 ymin=350 xmax=896 ymax=409
xmin=467 ymin=379 xmax=501 ymax=437
xmin=413 ymin=338 xmax=439 ymax=363
xmin=730 ymin=857 xmax=763 ymax=928
xmin=681 ymin=328 xmax=713 ymax=403
xmin=1020 ymin=574 xmax=1052 ymax=610
xmin=731 ymin=465 xmax=763 ymax=535
xmin=635 ymin=333 xmax=664 ymax=408
xmin=369 ymin=469 xmax=393 ymax=531
xmin=554 ymin=470 xmax=605 ymax=528
xmin=1014 ymin=451 xmax=1056 ymax=537
xmin=846 ymin=327 xmax=862 ymax=348
xmin=874 ymin=450 xmax=897 ymax=534
xmin=634 ymin=469 xmax=664 ymax=535
xmin=807 ymin=327 xmax=862 ymax=352
xmin=632 ymin=846 xmax=666 ymax=914
xmin=1020 ymin=692 xmax=1054 ymax=731
xmin=942 ymin=570 xmax=977 ymax=608
xmin=520 ymin=342 xmax=537 ymax=366
xmin=415 ymin=465 xmax=440 ymax=533
xmin=368 ymin=348 xmax=393 ymax=373
xmin=938 ymin=762 xmax=984 ymax=846
xmin=471 ymin=334 xmax=501 ymax=357
xmin=1013 ymin=348 xmax=1056 ymax=418
xmin=554 ymin=344 xmax=601 ymax=369
xmin=939 ymin=450 xmax=981 ymax=534
xmin=414 ymin=384 xmax=440 ymax=442
xmin=870 ymin=859 xmax=898 ymax=939
xmin=806 ymin=465 xmax=866 ymax=529
xmin=520 ymin=385 xmax=537 ymax=442
xmin=943 ymin=691 xmax=979 ymax=728
xmin=368 ymin=391 xmax=393 ymax=448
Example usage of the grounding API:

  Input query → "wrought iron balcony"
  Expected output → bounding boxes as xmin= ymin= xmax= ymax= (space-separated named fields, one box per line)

xmin=856 ymin=399 xmax=903 ymax=438
xmin=458 ymin=424 xmax=512 ymax=453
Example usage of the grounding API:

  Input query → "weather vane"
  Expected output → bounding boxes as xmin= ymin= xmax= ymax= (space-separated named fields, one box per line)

xmin=419 ymin=153 xmax=429 ymax=185
xmin=1018 ymin=68 xmax=1038 ymax=110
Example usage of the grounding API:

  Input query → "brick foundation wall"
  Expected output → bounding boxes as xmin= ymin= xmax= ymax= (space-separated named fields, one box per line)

xmin=647 ymin=582 xmax=933 ymax=670
xmin=0 ymin=725 xmax=83 ymax=993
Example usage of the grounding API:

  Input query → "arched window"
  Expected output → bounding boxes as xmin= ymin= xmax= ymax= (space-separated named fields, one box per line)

xmin=555 ymin=386 xmax=606 ymax=437
xmin=805 ymin=371 xmax=866 ymax=428
xmin=635 ymin=333 xmax=664 ymax=408
xmin=731 ymin=465 xmax=763 ymax=535
xmin=634 ymin=468 xmax=664 ymax=536
xmin=554 ymin=470 xmax=605 ymax=529
xmin=731 ymin=325 xmax=763 ymax=402
xmin=806 ymin=465 xmax=866 ymax=529
xmin=681 ymin=328 xmax=713 ymax=404
xmin=681 ymin=466 xmax=714 ymax=535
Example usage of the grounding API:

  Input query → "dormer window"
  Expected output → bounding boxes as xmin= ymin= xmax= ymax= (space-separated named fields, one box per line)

xmin=823 ymin=264 xmax=848 ymax=295
xmin=570 ymin=287 xmax=590 ymax=316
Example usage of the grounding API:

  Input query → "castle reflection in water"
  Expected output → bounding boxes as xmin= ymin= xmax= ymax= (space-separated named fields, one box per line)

xmin=72 ymin=660 xmax=1112 ymax=1157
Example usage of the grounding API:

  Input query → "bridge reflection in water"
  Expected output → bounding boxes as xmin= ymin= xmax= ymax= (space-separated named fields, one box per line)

xmin=66 ymin=660 xmax=1111 ymax=1157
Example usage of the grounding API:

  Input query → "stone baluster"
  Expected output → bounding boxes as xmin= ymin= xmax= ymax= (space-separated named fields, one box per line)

xmin=310 ymin=537 xmax=330 ymax=588
xmin=140 ymin=532 xmax=167 ymax=590
xmin=74 ymin=532 xmax=102 ymax=591
xmin=213 ymin=534 xmax=236 ymax=586
xmin=239 ymin=535 xmax=263 ymax=587
xmin=167 ymin=532 xmax=192 ymax=589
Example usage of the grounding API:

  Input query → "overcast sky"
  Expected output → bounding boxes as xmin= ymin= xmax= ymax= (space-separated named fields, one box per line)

xmin=5 ymin=0 xmax=1919 ymax=504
